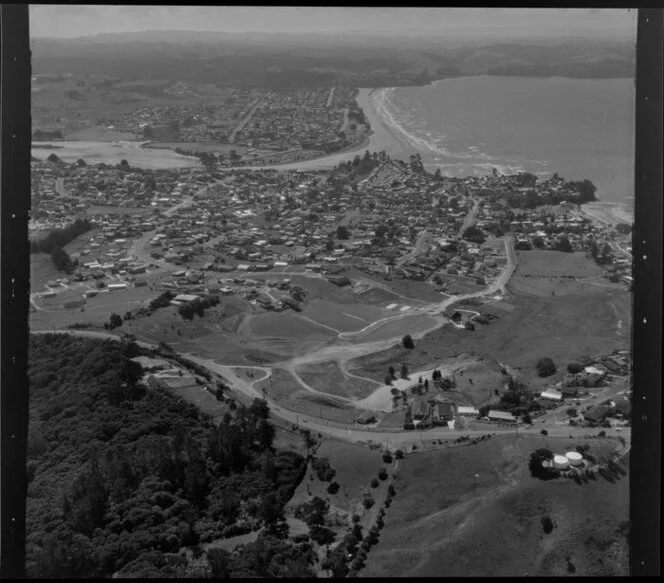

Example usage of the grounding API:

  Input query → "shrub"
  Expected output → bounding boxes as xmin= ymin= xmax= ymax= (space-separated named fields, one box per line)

xmin=529 ymin=448 xmax=558 ymax=480
xmin=536 ymin=357 xmax=557 ymax=378
xmin=541 ymin=516 xmax=554 ymax=534
xmin=567 ymin=362 xmax=584 ymax=374
xmin=566 ymin=408 xmax=578 ymax=417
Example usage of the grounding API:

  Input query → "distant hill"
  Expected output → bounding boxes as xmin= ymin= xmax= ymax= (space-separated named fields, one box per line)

xmin=31 ymin=34 xmax=635 ymax=89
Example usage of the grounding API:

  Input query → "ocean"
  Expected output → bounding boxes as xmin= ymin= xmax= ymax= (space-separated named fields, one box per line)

xmin=368 ymin=76 xmax=635 ymax=216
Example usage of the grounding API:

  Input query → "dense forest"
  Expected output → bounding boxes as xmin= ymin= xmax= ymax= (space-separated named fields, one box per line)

xmin=26 ymin=334 xmax=310 ymax=578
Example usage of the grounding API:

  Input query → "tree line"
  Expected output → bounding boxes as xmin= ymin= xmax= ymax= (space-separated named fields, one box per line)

xmin=30 ymin=219 xmax=93 ymax=273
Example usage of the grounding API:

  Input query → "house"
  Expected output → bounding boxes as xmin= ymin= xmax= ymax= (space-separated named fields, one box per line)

xmin=434 ymin=402 xmax=456 ymax=423
xmin=413 ymin=401 xmax=429 ymax=420
xmin=540 ymin=389 xmax=563 ymax=401
xmin=488 ymin=410 xmax=516 ymax=423
xmin=174 ymin=294 xmax=199 ymax=303
xmin=457 ymin=406 xmax=479 ymax=417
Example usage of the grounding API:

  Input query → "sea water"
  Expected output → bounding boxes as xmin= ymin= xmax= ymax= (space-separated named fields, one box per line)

xmin=370 ymin=76 xmax=635 ymax=217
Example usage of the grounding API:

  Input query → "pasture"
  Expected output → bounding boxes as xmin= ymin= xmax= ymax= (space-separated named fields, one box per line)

xmin=287 ymin=438 xmax=394 ymax=522
xmin=362 ymin=434 xmax=628 ymax=577
xmin=349 ymin=288 xmax=631 ymax=385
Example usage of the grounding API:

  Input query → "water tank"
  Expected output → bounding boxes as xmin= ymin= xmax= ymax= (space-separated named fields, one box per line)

xmin=565 ymin=451 xmax=584 ymax=466
xmin=553 ymin=455 xmax=569 ymax=470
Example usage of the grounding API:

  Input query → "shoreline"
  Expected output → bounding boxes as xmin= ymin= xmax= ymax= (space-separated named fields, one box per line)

xmin=222 ymin=88 xmax=410 ymax=172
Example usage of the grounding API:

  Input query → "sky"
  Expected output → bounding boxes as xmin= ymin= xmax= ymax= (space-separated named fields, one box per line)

xmin=30 ymin=6 xmax=637 ymax=40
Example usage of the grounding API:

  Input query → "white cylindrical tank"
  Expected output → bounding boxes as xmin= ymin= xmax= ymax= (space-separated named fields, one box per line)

xmin=566 ymin=452 xmax=583 ymax=466
xmin=553 ymin=455 xmax=569 ymax=470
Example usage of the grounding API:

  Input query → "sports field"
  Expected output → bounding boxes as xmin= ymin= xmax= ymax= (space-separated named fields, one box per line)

xmin=515 ymin=250 xmax=603 ymax=278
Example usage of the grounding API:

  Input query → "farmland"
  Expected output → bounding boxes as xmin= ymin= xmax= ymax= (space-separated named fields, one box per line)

xmin=362 ymin=434 xmax=628 ymax=577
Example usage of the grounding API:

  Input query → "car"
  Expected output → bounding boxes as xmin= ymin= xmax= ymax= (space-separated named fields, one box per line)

xmin=615 ymin=427 xmax=622 ymax=432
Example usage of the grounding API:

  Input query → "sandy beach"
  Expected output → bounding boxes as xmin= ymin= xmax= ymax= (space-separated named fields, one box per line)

xmin=580 ymin=201 xmax=634 ymax=226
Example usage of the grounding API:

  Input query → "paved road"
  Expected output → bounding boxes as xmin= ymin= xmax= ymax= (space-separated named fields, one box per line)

xmin=457 ymin=199 xmax=480 ymax=238
xmin=229 ymin=97 xmax=264 ymax=144
xmin=397 ymin=228 xmax=428 ymax=268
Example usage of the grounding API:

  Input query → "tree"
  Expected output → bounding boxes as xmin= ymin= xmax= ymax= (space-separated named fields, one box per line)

xmin=615 ymin=223 xmax=632 ymax=235
xmin=462 ymin=225 xmax=486 ymax=244
xmin=109 ymin=313 xmax=123 ymax=328
xmin=402 ymin=334 xmax=414 ymax=349
xmin=295 ymin=496 xmax=329 ymax=528
xmin=528 ymin=448 xmax=557 ymax=480
xmin=370 ymin=478 xmax=379 ymax=488
xmin=540 ymin=429 xmax=549 ymax=436
xmin=522 ymin=413 xmax=533 ymax=425
xmin=536 ymin=357 xmax=557 ymax=378
xmin=378 ymin=468 xmax=388 ymax=481
xmin=567 ymin=362 xmax=584 ymax=374
xmin=400 ymin=363 xmax=409 ymax=380
xmin=336 ymin=225 xmax=350 ymax=240
xmin=384 ymin=374 xmax=392 ymax=386
xmin=555 ymin=237 xmax=573 ymax=253
xmin=382 ymin=452 xmax=393 ymax=464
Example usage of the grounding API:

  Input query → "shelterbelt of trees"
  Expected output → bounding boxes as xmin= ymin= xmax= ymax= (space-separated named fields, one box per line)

xmin=30 ymin=218 xmax=93 ymax=273
xmin=26 ymin=334 xmax=312 ymax=578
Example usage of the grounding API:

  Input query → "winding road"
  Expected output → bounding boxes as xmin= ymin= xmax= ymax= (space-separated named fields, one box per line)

xmin=30 ymin=234 xmax=630 ymax=447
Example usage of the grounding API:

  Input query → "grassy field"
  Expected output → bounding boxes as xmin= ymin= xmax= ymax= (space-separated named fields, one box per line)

xmin=32 ymin=141 xmax=201 ymax=169
xmin=30 ymin=253 xmax=63 ymax=292
xmin=362 ymin=434 xmax=628 ymax=577
xmin=302 ymin=299 xmax=387 ymax=333
xmin=354 ymin=286 xmax=402 ymax=305
xmin=287 ymin=438 xmax=394 ymax=521
xmin=347 ymin=313 xmax=439 ymax=344
xmin=516 ymin=251 xmax=603 ymax=277
xmin=65 ymin=126 xmax=136 ymax=141
xmin=247 ymin=311 xmax=335 ymax=341
xmin=349 ymin=287 xmax=631 ymax=385
xmin=509 ymin=275 xmax=623 ymax=297
xmin=298 ymin=361 xmax=379 ymax=400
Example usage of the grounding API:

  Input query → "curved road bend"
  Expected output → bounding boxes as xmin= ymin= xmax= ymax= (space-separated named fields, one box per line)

xmin=31 ymin=329 xmax=627 ymax=447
